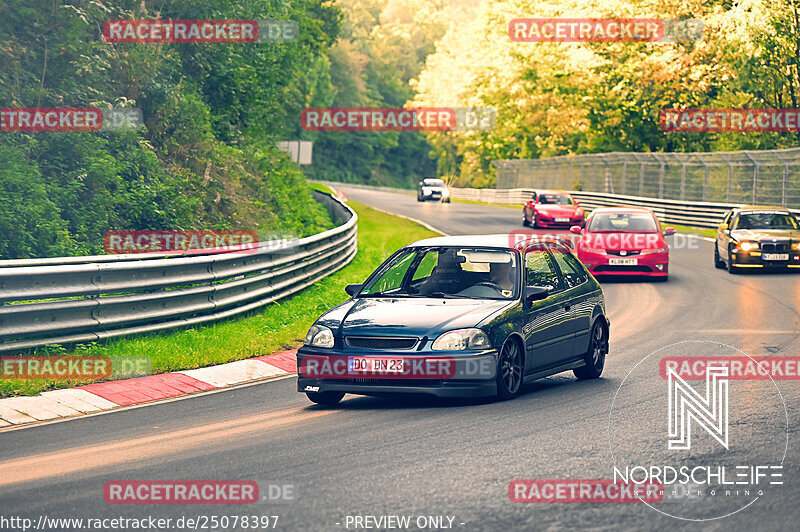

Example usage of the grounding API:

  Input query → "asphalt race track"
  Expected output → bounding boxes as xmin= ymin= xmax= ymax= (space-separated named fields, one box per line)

xmin=1 ymin=187 xmax=799 ymax=531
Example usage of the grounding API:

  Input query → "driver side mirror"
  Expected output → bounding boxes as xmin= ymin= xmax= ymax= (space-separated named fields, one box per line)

xmin=663 ymin=227 xmax=676 ymax=236
xmin=718 ymin=223 xmax=728 ymax=232
xmin=524 ymin=285 xmax=550 ymax=303
xmin=345 ymin=283 xmax=362 ymax=297
xmin=569 ymin=225 xmax=583 ymax=234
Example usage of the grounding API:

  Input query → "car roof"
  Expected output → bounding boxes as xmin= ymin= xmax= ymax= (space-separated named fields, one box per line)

xmin=734 ymin=205 xmax=791 ymax=213
xmin=590 ymin=206 xmax=655 ymax=214
xmin=535 ymin=190 xmax=572 ymax=195
xmin=406 ymin=234 xmax=566 ymax=251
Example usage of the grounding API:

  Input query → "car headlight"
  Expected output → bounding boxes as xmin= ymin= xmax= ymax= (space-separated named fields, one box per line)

xmin=304 ymin=324 xmax=334 ymax=348
xmin=792 ymin=242 xmax=800 ymax=251
xmin=582 ymin=247 xmax=606 ymax=254
xmin=640 ymin=246 xmax=668 ymax=255
xmin=575 ymin=208 xmax=584 ymax=217
xmin=737 ymin=241 xmax=759 ymax=252
xmin=432 ymin=328 xmax=491 ymax=351
xmin=442 ymin=189 xmax=450 ymax=197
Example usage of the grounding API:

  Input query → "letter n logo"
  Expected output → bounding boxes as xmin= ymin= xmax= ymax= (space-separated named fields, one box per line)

xmin=668 ymin=365 xmax=729 ymax=450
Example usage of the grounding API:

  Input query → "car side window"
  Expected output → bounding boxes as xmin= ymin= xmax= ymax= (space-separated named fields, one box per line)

xmin=525 ymin=250 xmax=564 ymax=292
xmin=362 ymin=251 xmax=416 ymax=294
xmin=411 ymin=251 xmax=438 ymax=281
xmin=551 ymin=248 xmax=588 ymax=288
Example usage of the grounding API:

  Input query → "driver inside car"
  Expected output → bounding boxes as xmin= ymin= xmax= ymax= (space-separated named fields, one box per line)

xmin=488 ymin=260 xmax=515 ymax=292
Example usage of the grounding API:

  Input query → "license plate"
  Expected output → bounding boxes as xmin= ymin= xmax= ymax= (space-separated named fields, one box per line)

xmin=347 ymin=357 xmax=404 ymax=373
xmin=763 ymin=253 xmax=789 ymax=261
xmin=555 ymin=217 xmax=570 ymax=222
xmin=609 ymin=258 xmax=638 ymax=266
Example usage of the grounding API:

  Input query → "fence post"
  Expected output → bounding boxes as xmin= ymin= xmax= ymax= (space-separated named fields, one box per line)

xmin=680 ymin=163 xmax=686 ymax=201
xmin=639 ymin=163 xmax=645 ymax=196
xmin=783 ymin=164 xmax=788 ymax=207
xmin=621 ymin=162 xmax=627 ymax=195
xmin=703 ymin=165 xmax=709 ymax=202
xmin=727 ymin=164 xmax=733 ymax=202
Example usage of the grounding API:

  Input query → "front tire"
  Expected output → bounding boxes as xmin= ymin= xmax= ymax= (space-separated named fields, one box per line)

xmin=496 ymin=338 xmax=524 ymax=400
xmin=714 ymin=244 xmax=726 ymax=269
xmin=306 ymin=391 xmax=345 ymax=405
xmin=574 ymin=320 xmax=608 ymax=380
xmin=727 ymin=248 xmax=740 ymax=274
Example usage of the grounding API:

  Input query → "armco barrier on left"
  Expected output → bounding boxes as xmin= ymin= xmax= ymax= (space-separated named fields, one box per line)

xmin=0 ymin=191 xmax=357 ymax=353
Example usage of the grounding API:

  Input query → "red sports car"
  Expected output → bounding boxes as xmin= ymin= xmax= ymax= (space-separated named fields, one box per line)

xmin=570 ymin=207 xmax=675 ymax=281
xmin=523 ymin=190 xmax=585 ymax=229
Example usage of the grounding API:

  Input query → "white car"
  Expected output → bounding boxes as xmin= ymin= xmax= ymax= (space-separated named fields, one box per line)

xmin=417 ymin=178 xmax=450 ymax=203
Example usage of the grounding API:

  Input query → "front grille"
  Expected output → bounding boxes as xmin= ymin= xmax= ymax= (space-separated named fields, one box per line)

xmin=345 ymin=336 xmax=418 ymax=350
xmin=594 ymin=265 xmax=652 ymax=273
xmin=761 ymin=242 xmax=789 ymax=253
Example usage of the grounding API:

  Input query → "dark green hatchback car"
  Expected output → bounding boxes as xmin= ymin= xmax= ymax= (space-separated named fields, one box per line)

xmin=297 ymin=235 xmax=610 ymax=405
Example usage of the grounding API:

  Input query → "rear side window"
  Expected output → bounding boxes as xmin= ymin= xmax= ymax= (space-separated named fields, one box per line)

xmin=551 ymin=248 xmax=588 ymax=288
xmin=525 ymin=250 xmax=564 ymax=292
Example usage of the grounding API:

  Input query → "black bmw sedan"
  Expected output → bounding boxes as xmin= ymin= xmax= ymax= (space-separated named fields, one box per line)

xmin=297 ymin=235 xmax=610 ymax=405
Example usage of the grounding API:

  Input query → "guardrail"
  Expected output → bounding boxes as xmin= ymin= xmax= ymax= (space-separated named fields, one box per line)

xmin=449 ymin=187 xmax=800 ymax=229
xmin=0 ymin=191 xmax=357 ymax=353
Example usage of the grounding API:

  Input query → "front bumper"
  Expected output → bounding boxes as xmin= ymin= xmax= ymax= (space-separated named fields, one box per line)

xmin=580 ymin=251 xmax=669 ymax=277
xmin=296 ymin=348 xmax=499 ymax=398
xmin=534 ymin=215 xmax=584 ymax=228
xmin=730 ymin=249 xmax=800 ymax=269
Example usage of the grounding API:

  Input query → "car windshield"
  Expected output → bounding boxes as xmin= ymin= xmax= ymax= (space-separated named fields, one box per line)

xmin=359 ymin=247 xmax=519 ymax=300
xmin=735 ymin=213 xmax=798 ymax=230
xmin=423 ymin=179 xmax=444 ymax=186
xmin=538 ymin=194 xmax=573 ymax=205
xmin=588 ymin=212 xmax=658 ymax=232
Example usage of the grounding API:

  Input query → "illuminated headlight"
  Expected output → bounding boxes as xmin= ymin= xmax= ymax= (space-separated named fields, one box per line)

xmin=442 ymin=189 xmax=450 ymax=197
xmin=432 ymin=328 xmax=491 ymax=351
xmin=582 ymin=247 xmax=606 ymax=255
xmin=640 ymin=246 xmax=668 ymax=255
xmin=304 ymin=324 xmax=334 ymax=348
xmin=574 ymin=208 xmax=584 ymax=217
xmin=792 ymin=242 xmax=800 ymax=251
xmin=737 ymin=241 xmax=759 ymax=252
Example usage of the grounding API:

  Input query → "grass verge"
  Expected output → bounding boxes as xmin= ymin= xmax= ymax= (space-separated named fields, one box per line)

xmin=0 ymin=201 xmax=439 ymax=398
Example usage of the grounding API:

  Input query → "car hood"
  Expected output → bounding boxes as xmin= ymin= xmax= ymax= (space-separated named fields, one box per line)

xmin=731 ymin=229 xmax=800 ymax=241
xmin=318 ymin=297 xmax=513 ymax=338
xmin=582 ymin=231 xmax=665 ymax=251
xmin=535 ymin=204 xmax=579 ymax=215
